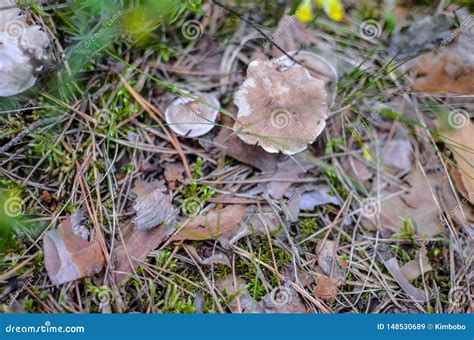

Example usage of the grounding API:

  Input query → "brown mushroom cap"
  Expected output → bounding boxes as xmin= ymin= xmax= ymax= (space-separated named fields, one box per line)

xmin=233 ymin=59 xmax=328 ymax=155
xmin=165 ymin=93 xmax=220 ymax=138
xmin=275 ymin=51 xmax=338 ymax=108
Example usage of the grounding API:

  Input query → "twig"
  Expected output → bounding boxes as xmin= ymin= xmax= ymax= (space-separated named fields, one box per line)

xmin=0 ymin=117 xmax=61 ymax=154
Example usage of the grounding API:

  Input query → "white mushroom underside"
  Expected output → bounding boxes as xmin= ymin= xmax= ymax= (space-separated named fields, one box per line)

xmin=0 ymin=0 xmax=50 ymax=97
xmin=165 ymin=94 xmax=220 ymax=138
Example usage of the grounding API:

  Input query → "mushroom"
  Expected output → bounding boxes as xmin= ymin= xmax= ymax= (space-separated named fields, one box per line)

xmin=275 ymin=51 xmax=338 ymax=108
xmin=0 ymin=0 xmax=51 ymax=97
xmin=164 ymin=93 xmax=220 ymax=137
xmin=233 ymin=56 xmax=329 ymax=155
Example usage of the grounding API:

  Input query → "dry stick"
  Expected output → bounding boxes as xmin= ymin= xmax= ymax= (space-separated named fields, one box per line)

xmin=256 ymin=202 xmax=281 ymax=286
xmin=76 ymin=162 xmax=109 ymax=264
xmin=23 ymin=284 xmax=54 ymax=313
xmin=183 ymin=245 xmax=225 ymax=313
xmin=0 ymin=252 xmax=38 ymax=282
xmin=119 ymin=76 xmax=192 ymax=179
xmin=0 ymin=117 xmax=60 ymax=154
xmin=231 ymin=253 xmax=242 ymax=313
xmin=210 ymin=0 xmax=329 ymax=79
xmin=233 ymin=246 xmax=332 ymax=313
xmin=21 ymin=112 xmax=75 ymax=185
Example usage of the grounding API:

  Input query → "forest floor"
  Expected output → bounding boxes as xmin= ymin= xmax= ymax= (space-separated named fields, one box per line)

xmin=0 ymin=0 xmax=472 ymax=314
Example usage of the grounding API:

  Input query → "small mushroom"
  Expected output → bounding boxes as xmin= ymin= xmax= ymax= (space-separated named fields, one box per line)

xmin=233 ymin=56 xmax=328 ymax=155
xmin=0 ymin=0 xmax=51 ymax=97
xmin=165 ymin=93 xmax=220 ymax=137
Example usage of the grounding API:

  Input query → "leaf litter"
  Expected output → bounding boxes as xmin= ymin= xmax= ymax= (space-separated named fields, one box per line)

xmin=1 ymin=0 xmax=472 ymax=315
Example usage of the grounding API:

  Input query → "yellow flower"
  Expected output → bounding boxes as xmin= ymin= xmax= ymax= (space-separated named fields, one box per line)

xmin=297 ymin=0 xmax=344 ymax=23
xmin=316 ymin=0 xmax=344 ymax=22
xmin=296 ymin=0 xmax=313 ymax=23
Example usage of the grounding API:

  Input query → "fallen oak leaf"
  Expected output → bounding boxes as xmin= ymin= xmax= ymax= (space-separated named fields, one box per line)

xmin=363 ymin=168 xmax=446 ymax=237
xmin=171 ymin=205 xmax=245 ymax=241
xmin=44 ymin=215 xmax=105 ymax=285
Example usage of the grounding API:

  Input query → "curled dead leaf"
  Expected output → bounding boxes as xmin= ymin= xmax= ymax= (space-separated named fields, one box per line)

xmin=132 ymin=180 xmax=177 ymax=230
xmin=44 ymin=216 xmax=105 ymax=285
xmin=412 ymin=29 xmax=474 ymax=94
xmin=384 ymin=257 xmax=428 ymax=302
xmin=317 ymin=240 xmax=346 ymax=285
xmin=314 ymin=275 xmax=338 ymax=302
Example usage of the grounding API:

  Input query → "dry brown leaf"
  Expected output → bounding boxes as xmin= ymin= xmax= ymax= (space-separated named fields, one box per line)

xmin=270 ymin=15 xmax=318 ymax=58
xmin=439 ymin=122 xmax=474 ymax=205
xmin=400 ymin=246 xmax=433 ymax=282
xmin=220 ymin=206 xmax=281 ymax=246
xmin=132 ymin=180 xmax=177 ymax=230
xmin=171 ymin=205 xmax=245 ymax=241
xmin=114 ymin=223 xmax=173 ymax=282
xmin=382 ymin=139 xmax=413 ymax=171
xmin=340 ymin=156 xmax=373 ymax=182
xmin=44 ymin=216 xmax=105 ymax=285
xmin=365 ymin=169 xmax=445 ymax=236
xmin=317 ymin=240 xmax=346 ymax=285
xmin=384 ymin=257 xmax=428 ymax=302
xmin=214 ymin=118 xmax=278 ymax=172
xmin=164 ymin=162 xmax=184 ymax=190
xmin=314 ymin=275 xmax=338 ymax=302
xmin=266 ymin=154 xmax=315 ymax=199
xmin=412 ymin=30 xmax=474 ymax=94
